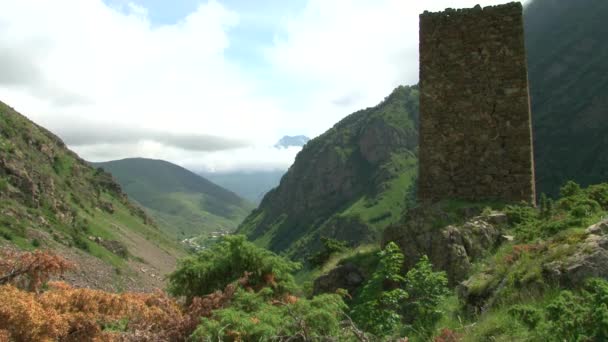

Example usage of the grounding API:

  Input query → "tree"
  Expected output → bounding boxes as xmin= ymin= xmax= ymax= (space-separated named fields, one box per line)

xmin=168 ymin=235 xmax=300 ymax=301
xmin=351 ymin=243 xmax=449 ymax=339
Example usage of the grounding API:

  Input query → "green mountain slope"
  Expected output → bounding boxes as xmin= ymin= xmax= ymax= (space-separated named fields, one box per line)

xmin=525 ymin=0 xmax=608 ymax=196
xmin=201 ymin=170 xmax=285 ymax=204
xmin=238 ymin=0 xmax=608 ymax=259
xmin=0 ymin=101 xmax=185 ymax=292
xmin=237 ymin=86 xmax=419 ymax=258
xmin=93 ymin=158 xmax=254 ymax=238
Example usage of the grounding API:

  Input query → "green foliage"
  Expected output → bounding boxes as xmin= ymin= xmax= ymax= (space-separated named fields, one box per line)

xmin=508 ymin=182 xmax=608 ymax=240
xmin=351 ymin=243 xmax=449 ymax=338
xmin=72 ymin=235 xmax=90 ymax=251
xmin=237 ymin=85 xmax=420 ymax=258
xmin=560 ymin=180 xmax=582 ymax=197
xmin=508 ymin=304 xmax=543 ymax=330
xmin=0 ymin=177 xmax=8 ymax=191
xmin=492 ymin=279 xmax=608 ymax=342
xmin=401 ymin=255 xmax=450 ymax=336
xmin=52 ymin=155 xmax=73 ymax=176
xmin=169 ymin=235 xmax=300 ymax=300
xmin=540 ymin=279 xmax=608 ymax=341
xmin=191 ymin=289 xmax=349 ymax=341
xmin=92 ymin=158 xmax=254 ymax=238
xmin=351 ymin=242 xmax=407 ymax=337
xmin=307 ymin=237 xmax=349 ymax=267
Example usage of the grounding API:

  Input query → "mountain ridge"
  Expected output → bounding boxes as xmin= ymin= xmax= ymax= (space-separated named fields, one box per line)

xmin=92 ymin=157 xmax=254 ymax=238
xmin=238 ymin=85 xmax=419 ymax=258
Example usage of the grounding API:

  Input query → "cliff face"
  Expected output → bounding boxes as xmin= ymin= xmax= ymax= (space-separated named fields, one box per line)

xmin=237 ymin=86 xmax=419 ymax=257
xmin=526 ymin=0 xmax=608 ymax=196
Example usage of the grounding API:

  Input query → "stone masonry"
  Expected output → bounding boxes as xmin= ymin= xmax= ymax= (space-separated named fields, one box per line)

xmin=418 ymin=2 xmax=535 ymax=204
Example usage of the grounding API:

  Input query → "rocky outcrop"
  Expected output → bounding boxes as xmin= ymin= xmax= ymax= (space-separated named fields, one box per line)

xmin=383 ymin=205 xmax=504 ymax=284
xmin=543 ymin=219 xmax=608 ymax=286
xmin=313 ymin=263 xmax=365 ymax=296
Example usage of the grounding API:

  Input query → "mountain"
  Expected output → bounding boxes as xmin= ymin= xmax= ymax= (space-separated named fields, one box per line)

xmin=92 ymin=158 xmax=254 ymax=238
xmin=0 ymin=101 xmax=184 ymax=292
xmin=274 ymin=135 xmax=310 ymax=149
xmin=201 ymin=170 xmax=285 ymax=204
xmin=525 ymin=0 xmax=608 ymax=196
xmin=239 ymin=0 xmax=608 ymax=259
xmin=238 ymin=85 xmax=419 ymax=257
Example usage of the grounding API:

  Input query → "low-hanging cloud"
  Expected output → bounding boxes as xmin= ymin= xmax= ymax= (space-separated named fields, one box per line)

xmin=57 ymin=121 xmax=249 ymax=152
xmin=0 ymin=48 xmax=43 ymax=86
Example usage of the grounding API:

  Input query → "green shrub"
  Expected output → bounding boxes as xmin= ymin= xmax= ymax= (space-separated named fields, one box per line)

xmin=72 ymin=235 xmax=90 ymax=251
xmin=191 ymin=289 xmax=349 ymax=341
xmin=351 ymin=243 xmax=449 ymax=338
xmin=505 ymin=279 xmax=608 ymax=341
xmin=0 ymin=230 xmax=13 ymax=241
xmin=351 ymin=242 xmax=407 ymax=337
xmin=168 ymin=235 xmax=300 ymax=300
xmin=401 ymin=255 xmax=450 ymax=336
xmin=540 ymin=279 xmax=608 ymax=341
xmin=560 ymin=181 xmax=582 ymax=197
xmin=510 ymin=182 xmax=608 ymax=240
xmin=0 ymin=177 xmax=8 ymax=191
xmin=508 ymin=304 xmax=543 ymax=329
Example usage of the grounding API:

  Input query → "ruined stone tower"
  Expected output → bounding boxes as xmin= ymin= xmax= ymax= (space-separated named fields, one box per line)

xmin=418 ymin=2 xmax=535 ymax=204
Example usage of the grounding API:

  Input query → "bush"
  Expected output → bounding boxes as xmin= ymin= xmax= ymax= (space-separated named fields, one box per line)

xmin=191 ymin=288 xmax=349 ymax=341
xmin=540 ymin=279 xmax=608 ymax=341
xmin=351 ymin=242 xmax=408 ymax=337
xmin=169 ymin=235 xmax=300 ymax=300
xmin=508 ymin=304 xmax=543 ymax=329
xmin=401 ymin=255 xmax=450 ymax=335
xmin=509 ymin=182 xmax=608 ymax=240
xmin=351 ymin=243 xmax=449 ymax=338
xmin=560 ymin=181 xmax=582 ymax=197
xmin=506 ymin=278 xmax=608 ymax=341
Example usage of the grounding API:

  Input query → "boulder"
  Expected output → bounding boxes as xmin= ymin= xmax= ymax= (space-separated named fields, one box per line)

xmin=383 ymin=205 xmax=502 ymax=285
xmin=543 ymin=219 xmax=608 ymax=286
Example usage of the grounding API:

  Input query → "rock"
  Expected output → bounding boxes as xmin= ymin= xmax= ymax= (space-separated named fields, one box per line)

xmin=485 ymin=212 xmax=509 ymax=226
xmin=313 ymin=262 xmax=365 ymax=296
xmin=585 ymin=218 xmax=608 ymax=235
xmin=98 ymin=200 xmax=115 ymax=214
xmin=359 ymin=118 xmax=417 ymax=165
xmin=383 ymin=205 xmax=502 ymax=285
xmin=544 ymin=222 xmax=608 ymax=286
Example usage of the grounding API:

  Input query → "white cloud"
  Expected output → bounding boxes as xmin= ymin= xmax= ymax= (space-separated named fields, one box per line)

xmin=265 ymin=0 xmax=530 ymax=138
xmin=0 ymin=0 xmax=531 ymax=172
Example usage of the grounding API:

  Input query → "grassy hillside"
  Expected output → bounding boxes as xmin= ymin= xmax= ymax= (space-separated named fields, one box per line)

xmin=238 ymin=85 xmax=419 ymax=259
xmin=201 ymin=170 xmax=285 ymax=204
xmin=526 ymin=0 xmax=608 ymax=196
xmin=0 ymin=101 xmax=185 ymax=292
xmin=93 ymin=158 xmax=254 ymax=238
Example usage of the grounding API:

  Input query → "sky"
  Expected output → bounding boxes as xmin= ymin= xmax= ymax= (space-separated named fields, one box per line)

xmin=0 ymin=0 xmax=528 ymax=172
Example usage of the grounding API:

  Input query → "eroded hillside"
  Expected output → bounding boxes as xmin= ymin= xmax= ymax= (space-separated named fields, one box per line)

xmin=0 ymin=101 xmax=185 ymax=292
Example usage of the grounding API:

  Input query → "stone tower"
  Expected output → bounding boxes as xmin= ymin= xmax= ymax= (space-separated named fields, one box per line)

xmin=418 ymin=2 xmax=535 ymax=204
